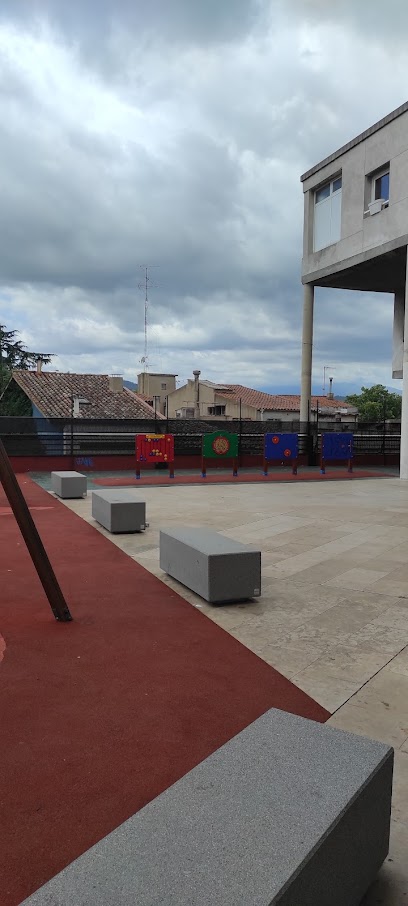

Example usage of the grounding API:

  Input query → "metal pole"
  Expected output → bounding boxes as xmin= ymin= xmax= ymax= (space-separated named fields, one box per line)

xmin=300 ymin=283 xmax=314 ymax=426
xmin=70 ymin=393 xmax=74 ymax=463
xmin=400 ymin=252 xmax=408 ymax=478
xmin=383 ymin=396 xmax=387 ymax=467
xmin=0 ymin=328 xmax=3 ymax=415
xmin=0 ymin=438 xmax=72 ymax=621
xmin=239 ymin=398 xmax=242 ymax=467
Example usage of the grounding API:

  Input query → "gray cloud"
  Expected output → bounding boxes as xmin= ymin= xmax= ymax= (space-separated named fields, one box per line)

xmin=0 ymin=0 xmax=405 ymax=394
xmin=0 ymin=0 xmax=261 ymax=48
xmin=284 ymin=0 xmax=408 ymax=40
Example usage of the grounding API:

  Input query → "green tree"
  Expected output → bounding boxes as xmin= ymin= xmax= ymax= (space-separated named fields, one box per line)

xmin=345 ymin=384 xmax=402 ymax=422
xmin=0 ymin=325 xmax=53 ymax=416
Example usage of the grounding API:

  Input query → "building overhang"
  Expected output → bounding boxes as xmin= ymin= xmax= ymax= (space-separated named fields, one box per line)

xmin=302 ymin=239 xmax=407 ymax=293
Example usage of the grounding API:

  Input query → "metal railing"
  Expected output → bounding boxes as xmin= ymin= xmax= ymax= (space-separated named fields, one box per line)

xmin=0 ymin=417 xmax=401 ymax=458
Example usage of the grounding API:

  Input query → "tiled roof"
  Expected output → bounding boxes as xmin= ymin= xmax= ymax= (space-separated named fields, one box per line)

xmin=12 ymin=371 xmax=164 ymax=419
xmin=214 ymin=385 xmax=353 ymax=413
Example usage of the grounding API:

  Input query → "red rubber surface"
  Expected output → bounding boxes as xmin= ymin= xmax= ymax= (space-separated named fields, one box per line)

xmin=0 ymin=477 xmax=329 ymax=905
xmin=93 ymin=468 xmax=389 ymax=487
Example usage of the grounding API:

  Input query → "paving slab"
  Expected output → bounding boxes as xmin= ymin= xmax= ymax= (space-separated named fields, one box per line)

xmin=55 ymin=475 xmax=408 ymax=903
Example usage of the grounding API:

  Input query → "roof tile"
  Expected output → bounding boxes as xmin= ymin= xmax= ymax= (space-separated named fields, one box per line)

xmin=12 ymin=372 xmax=164 ymax=419
xmin=215 ymin=385 xmax=353 ymax=413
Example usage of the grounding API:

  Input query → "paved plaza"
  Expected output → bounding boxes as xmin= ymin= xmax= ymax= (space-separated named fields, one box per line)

xmin=60 ymin=475 xmax=408 ymax=903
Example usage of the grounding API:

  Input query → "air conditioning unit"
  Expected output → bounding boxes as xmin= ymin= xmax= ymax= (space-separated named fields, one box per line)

xmin=368 ymin=198 xmax=385 ymax=215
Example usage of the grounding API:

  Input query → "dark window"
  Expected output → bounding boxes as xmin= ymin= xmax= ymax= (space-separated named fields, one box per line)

xmin=374 ymin=171 xmax=389 ymax=201
xmin=315 ymin=183 xmax=330 ymax=203
xmin=208 ymin=405 xmax=226 ymax=416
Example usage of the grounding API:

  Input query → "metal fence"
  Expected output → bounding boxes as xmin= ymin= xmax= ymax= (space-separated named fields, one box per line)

xmin=0 ymin=416 xmax=401 ymax=458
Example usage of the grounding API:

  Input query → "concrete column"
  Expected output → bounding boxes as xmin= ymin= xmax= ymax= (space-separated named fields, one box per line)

xmin=300 ymin=283 xmax=314 ymax=426
xmin=392 ymin=290 xmax=404 ymax=379
xmin=400 ymin=260 xmax=408 ymax=479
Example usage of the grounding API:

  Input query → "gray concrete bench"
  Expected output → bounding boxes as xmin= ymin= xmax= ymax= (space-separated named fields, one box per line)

xmin=160 ymin=526 xmax=261 ymax=603
xmin=51 ymin=470 xmax=87 ymax=499
xmin=21 ymin=708 xmax=393 ymax=906
xmin=92 ymin=489 xmax=146 ymax=533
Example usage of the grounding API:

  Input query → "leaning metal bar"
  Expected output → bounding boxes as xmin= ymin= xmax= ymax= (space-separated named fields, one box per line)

xmin=0 ymin=438 xmax=72 ymax=622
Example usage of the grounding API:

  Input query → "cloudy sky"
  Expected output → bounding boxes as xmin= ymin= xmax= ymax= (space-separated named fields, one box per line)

xmin=1 ymin=0 xmax=407 ymax=395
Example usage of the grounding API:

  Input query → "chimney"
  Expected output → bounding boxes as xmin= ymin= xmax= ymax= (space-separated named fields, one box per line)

xmin=327 ymin=377 xmax=334 ymax=400
xmin=72 ymin=397 xmax=90 ymax=416
xmin=36 ymin=357 xmax=43 ymax=374
xmin=193 ymin=369 xmax=201 ymax=418
xmin=109 ymin=374 xmax=123 ymax=393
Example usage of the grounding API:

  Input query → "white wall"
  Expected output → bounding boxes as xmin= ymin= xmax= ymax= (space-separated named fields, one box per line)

xmin=302 ymin=110 xmax=408 ymax=281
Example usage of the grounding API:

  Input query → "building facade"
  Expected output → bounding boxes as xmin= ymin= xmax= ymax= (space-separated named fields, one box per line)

xmin=300 ymin=101 xmax=408 ymax=476
xmin=167 ymin=372 xmax=355 ymax=423
xmin=137 ymin=372 xmax=177 ymax=415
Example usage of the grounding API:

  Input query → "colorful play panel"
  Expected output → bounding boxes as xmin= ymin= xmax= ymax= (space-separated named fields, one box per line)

xmin=321 ymin=432 xmax=353 ymax=474
xmin=135 ymin=433 xmax=175 ymax=479
xmin=201 ymin=430 xmax=239 ymax=477
xmin=263 ymin=432 xmax=298 ymax=475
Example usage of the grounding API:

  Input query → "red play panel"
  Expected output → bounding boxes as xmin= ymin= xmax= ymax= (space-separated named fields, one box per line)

xmin=0 ymin=477 xmax=328 ymax=905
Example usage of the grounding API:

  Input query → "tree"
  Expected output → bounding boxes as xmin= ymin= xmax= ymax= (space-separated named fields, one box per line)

xmin=0 ymin=325 xmax=53 ymax=416
xmin=345 ymin=384 xmax=402 ymax=422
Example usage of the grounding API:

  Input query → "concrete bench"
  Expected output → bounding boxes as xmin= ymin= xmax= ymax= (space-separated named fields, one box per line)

xmin=21 ymin=708 xmax=393 ymax=906
xmin=160 ymin=526 xmax=261 ymax=604
xmin=92 ymin=489 xmax=146 ymax=534
xmin=51 ymin=470 xmax=87 ymax=499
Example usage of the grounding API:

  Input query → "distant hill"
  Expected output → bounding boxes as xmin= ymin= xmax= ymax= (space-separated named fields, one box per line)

xmin=124 ymin=380 xmax=137 ymax=391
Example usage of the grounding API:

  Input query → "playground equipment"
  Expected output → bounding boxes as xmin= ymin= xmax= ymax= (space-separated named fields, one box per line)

xmin=263 ymin=433 xmax=298 ymax=475
xmin=135 ymin=433 xmax=175 ymax=479
xmin=201 ymin=431 xmax=239 ymax=477
xmin=321 ymin=433 xmax=353 ymax=474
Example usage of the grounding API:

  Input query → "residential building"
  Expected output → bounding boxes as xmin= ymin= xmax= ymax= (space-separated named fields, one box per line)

xmin=300 ymin=100 xmax=408 ymax=475
xmin=10 ymin=370 xmax=163 ymax=419
xmin=167 ymin=371 xmax=356 ymax=423
xmin=137 ymin=372 xmax=177 ymax=415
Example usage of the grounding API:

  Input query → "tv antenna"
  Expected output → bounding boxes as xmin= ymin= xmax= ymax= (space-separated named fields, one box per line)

xmin=138 ymin=265 xmax=159 ymax=373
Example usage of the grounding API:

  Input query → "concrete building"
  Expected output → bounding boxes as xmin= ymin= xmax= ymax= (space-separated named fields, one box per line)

xmin=300 ymin=100 xmax=408 ymax=476
xmin=167 ymin=370 xmax=355 ymax=423
xmin=137 ymin=372 xmax=177 ymax=415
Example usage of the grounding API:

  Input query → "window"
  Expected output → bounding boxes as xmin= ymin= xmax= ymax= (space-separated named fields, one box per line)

xmin=364 ymin=165 xmax=390 ymax=215
xmin=176 ymin=407 xmax=195 ymax=418
xmin=161 ymin=382 xmax=167 ymax=390
xmin=373 ymin=169 xmax=389 ymax=202
xmin=208 ymin=405 xmax=226 ymax=416
xmin=313 ymin=175 xmax=342 ymax=251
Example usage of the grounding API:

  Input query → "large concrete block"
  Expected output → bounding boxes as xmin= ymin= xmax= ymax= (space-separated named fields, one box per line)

xmin=92 ymin=489 xmax=146 ymax=533
xmin=159 ymin=526 xmax=261 ymax=603
xmin=20 ymin=708 xmax=393 ymax=906
xmin=51 ymin=470 xmax=87 ymax=499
